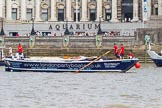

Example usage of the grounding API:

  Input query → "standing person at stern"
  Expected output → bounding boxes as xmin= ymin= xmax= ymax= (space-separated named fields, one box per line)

xmin=114 ymin=43 xmax=118 ymax=59
xmin=17 ymin=43 xmax=23 ymax=55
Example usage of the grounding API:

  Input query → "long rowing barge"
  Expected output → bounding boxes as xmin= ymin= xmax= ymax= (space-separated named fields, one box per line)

xmin=4 ymin=55 xmax=139 ymax=73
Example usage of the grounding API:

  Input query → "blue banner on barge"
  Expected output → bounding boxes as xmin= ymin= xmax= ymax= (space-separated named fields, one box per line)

xmin=5 ymin=58 xmax=139 ymax=73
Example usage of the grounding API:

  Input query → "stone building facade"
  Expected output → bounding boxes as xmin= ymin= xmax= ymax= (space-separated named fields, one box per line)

xmin=0 ymin=0 xmax=162 ymax=36
xmin=0 ymin=0 xmax=162 ymax=22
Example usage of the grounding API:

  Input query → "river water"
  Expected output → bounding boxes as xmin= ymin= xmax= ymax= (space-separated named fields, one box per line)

xmin=0 ymin=63 xmax=162 ymax=108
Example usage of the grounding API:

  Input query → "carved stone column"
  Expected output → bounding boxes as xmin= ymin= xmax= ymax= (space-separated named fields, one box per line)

xmin=21 ymin=0 xmax=26 ymax=20
xmin=96 ymin=0 xmax=103 ymax=21
xmin=35 ymin=0 xmax=41 ymax=21
xmin=66 ymin=0 xmax=73 ymax=21
xmin=158 ymin=0 xmax=162 ymax=15
xmin=0 ymin=0 xmax=3 ymax=17
xmin=132 ymin=0 xmax=139 ymax=22
xmin=80 ymin=0 xmax=88 ymax=21
xmin=110 ymin=0 xmax=119 ymax=22
xmin=49 ymin=0 xmax=57 ymax=21
xmin=6 ymin=0 xmax=12 ymax=20
xmin=147 ymin=0 xmax=151 ymax=19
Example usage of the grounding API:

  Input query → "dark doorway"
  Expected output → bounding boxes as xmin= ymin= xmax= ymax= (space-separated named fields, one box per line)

xmin=90 ymin=9 xmax=96 ymax=21
xmin=155 ymin=8 xmax=158 ymax=15
xmin=9 ymin=32 xmax=18 ymax=36
xmin=121 ymin=0 xmax=133 ymax=22
xmin=74 ymin=9 xmax=80 ymax=21
xmin=58 ymin=9 xmax=64 ymax=21
xmin=42 ymin=32 xmax=51 ymax=36
xmin=105 ymin=9 xmax=111 ymax=22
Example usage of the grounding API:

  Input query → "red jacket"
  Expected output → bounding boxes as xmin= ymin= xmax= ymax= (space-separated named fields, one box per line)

xmin=120 ymin=46 xmax=125 ymax=54
xmin=18 ymin=45 xmax=23 ymax=53
xmin=114 ymin=45 xmax=118 ymax=54
xmin=129 ymin=53 xmax=134 ymax=58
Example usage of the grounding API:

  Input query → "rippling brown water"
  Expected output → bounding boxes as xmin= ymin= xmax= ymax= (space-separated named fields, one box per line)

xmin=0 ymin=63 xmax=162 ymax=108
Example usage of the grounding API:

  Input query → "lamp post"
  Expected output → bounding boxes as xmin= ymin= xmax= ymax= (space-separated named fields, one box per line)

xmin=97 ymin=16 xmax=102 ymax=35
xmin=0 ymin=17 xmax=5 ymax=36
xmin=64 ymin=18 xmax=70 ymax=35
xmin=31 ymin=17 xmax=35 ymax=35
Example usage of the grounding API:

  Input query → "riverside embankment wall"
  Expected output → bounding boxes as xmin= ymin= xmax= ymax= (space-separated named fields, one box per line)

xmin=1 ymin=28 xmax=162 ymax=62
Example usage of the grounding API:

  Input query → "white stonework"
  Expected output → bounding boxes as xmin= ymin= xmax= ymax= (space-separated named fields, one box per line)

xmin=80 ymin=0 xmax=88 ymax=21
xmin=49 ymin=0 xmax=57 ymax=21
xmin=6 ymin=0 xmax=12 ymax=20
xmin=0 ymin=0 xmax=162 ymax=23
xmin=35 ymin=0 xmax=41 ymax=21
xmin=110 ymin=0 xmax=119 ymax=22
xmin=96 ymin=0 xmax=103 ymax=21
xmin=132 ymin=0 xmax=139 ymax=22
xmin=147 ymin=0 xmax=151 ymax=19
xmin=158 ymin=0 xmax=162 ymax=15
xmin=0 ymin=0 xmax=3 ymax=18
xmin=21 ymin=0 xmax=26 ymax=20
xmin=66 ymin=0 xmax=73 ymax=21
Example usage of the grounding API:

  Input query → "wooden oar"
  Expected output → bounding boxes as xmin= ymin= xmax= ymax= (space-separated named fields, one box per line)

xmin=75 ymin=50 xmax=110 ymax=73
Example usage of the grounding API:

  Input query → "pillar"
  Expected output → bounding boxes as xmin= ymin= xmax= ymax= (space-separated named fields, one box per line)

xmin=6 ymin=0 xmax=12 ymax=20
xmin=0 ymin=0 xmax=3 ymax=17
xmin=110 ymin=0 xmax=119 ymax=22
xmin=80 ymin=0 xmax=88 ymax=21
xmin=21 ymin=0 xmax=26 ymax=20
xmin=132 ymin=0 xmax=139 ymax=22
xmin=35 ymin=0 xmax=41 ymax=21
xmin=147 ymin=0 xmax=151 ymax=19
xmin=96 ymin=0 xmax=103 ymax=21
xmin=49 ymin=0 xmax=57 ymax=21
xmin=158 ymin=0 xmax=162 ymax=15
xmin=66 ymin=0 xmax=73 ymax=21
